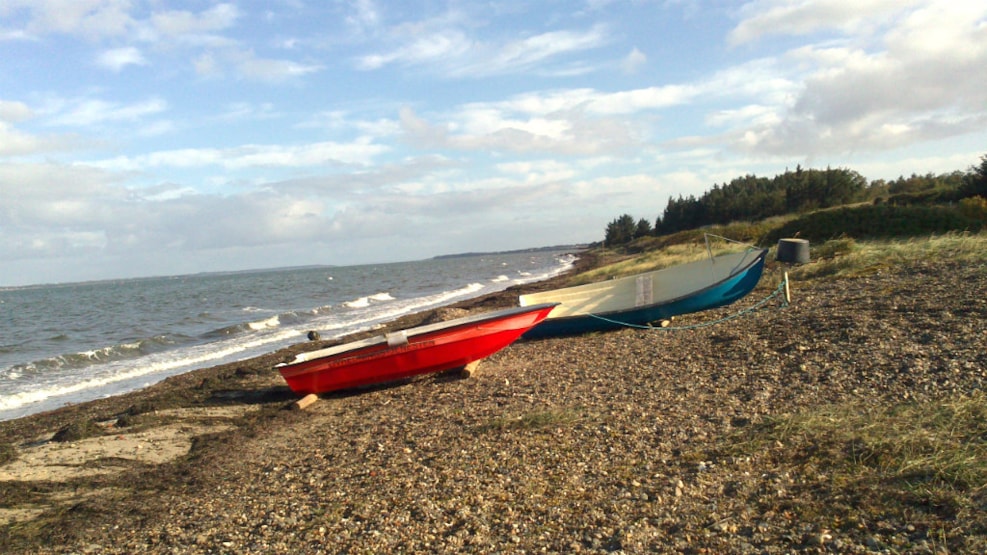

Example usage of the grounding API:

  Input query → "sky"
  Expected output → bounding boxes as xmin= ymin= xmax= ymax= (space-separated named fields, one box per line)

xmin=1 ymin=1 xmax=985 ymax=287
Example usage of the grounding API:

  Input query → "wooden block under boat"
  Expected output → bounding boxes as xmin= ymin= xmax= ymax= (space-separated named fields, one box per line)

xmin=291 ymin=393 xmax=319 ymax=410
xmin=460 ymin=360 xmax=482 ymax=378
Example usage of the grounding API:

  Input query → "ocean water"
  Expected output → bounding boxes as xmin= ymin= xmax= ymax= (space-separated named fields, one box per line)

xmin=0 ymin=250 xmax=577 ymax=422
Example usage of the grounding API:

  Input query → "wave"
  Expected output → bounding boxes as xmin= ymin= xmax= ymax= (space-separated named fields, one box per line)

xmin=7 ymin=334 xmax=187 ymax=377
xmin=247 ymin=315 xmax=280 ymax=330
xmin=7 ymin=308 xmax=298 ymax=385
xmin=202 ymin=314 xmax=286 ymax=338
xmin=308 ymin=304 xmax=334 ymax=316
xmin=491 ymin=275 xmax=510 ymax=283
xmin=0 ymin=327 xmax=305 ymax=415
xmin=343 ymin=297 xmax=370 ymax=309
xmin=343 ymin=291 xmax=393 ymax=309
xmin=302 ymin=282 xmax=486 ymax=340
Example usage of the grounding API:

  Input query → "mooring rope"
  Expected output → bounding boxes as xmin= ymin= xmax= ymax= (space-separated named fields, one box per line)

xmin=586 ymin=277 xmax=790 ymax=332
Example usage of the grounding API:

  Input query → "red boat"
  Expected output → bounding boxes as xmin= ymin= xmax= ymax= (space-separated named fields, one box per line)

xmin=277 ymin=303 xmax=558 ymax=395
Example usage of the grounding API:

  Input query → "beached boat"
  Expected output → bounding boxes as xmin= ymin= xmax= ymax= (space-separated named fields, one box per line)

xmin=277 ymin=303 xmax=559 ymax=395
xmin=519 ymin=248 xmax=768 ymax=338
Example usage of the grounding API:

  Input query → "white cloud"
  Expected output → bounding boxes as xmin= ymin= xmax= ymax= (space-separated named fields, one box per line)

xmin=219 ymin=102 xmax=279 ymax=122
xmin=484 ymin=85 xmax=702 ymax=119
xmin=621 ymin=47 xmax=647 ymax=74
xmin=93 ymin=139 xmax=389 ymax=172
xmin=0 ymin=163 xmax=123 ymax=260
xmin=190 ymin=48 xmax=322 ymax=82
xmin=728 ymin=0 xmax=919 ymax=45
xmin=193 ymin=53 xmax=219 ymax=76
xmin=0 ymin=100 xmax=77 ymax=156
xmin=0 ymin=122 xmax=48 ymax=156
xmin=345 ymin=0 xmax=381 ymax=31
xmin=2 ymin=0 xmax=134 ymax=39
xmin=296 ymin=110 xmax=402 ymax=137
xmin=0 ymin=100 xmax=33 ymax=122
xmin=708 ymin=1 xmax=987 ymax=158
xmin=705 ymin=104 xmax=778 ymax=128
xmin=137 ymin=120 xmax=177 ymax=138
xmin=392 ymin=84 xmax=708 ymax=157
xmin=0 ymin=29 xmax=34 ymax=41
xmin=496 ymin=159 xmax=575 ymax=181
xmin=46 ymin=97 xmax=167 ymax=128
xmin=356 ymin=24 xmax=609 ymax=77
xmin=480 ymin=25 xmax=609 ymax=74
xmin=150 ymin=3 xmax=239 ymax=38
xmin=357 ymin=30 xmax=471 ymax=70
xmin=399 ymin=104 xmax=644 ymax=157
xmin=233 ymin=50 xmax=324 ymax=82
xmin=96 ymin=46 xmax=146 ymax=71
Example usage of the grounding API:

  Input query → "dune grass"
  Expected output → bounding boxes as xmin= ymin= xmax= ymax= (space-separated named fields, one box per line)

xmin=753 ymin=392 xmax=987 ymax=491
xmin=720 ymin=392 xmax=987 ymax=544
xmin=786 ymin=230 xmax=987 ymax=281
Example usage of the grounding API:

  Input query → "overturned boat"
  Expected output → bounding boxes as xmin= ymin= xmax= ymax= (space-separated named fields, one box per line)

xmin=519 ymin=248 xmax=767 ymax=339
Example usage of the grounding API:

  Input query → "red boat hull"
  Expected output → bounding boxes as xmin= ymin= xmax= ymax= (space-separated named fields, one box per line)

xmin=278 ymin=303 xmax=557 ymax=395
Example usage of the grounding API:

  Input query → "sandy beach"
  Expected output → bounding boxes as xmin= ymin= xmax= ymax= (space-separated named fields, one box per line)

xmin=1 ymin=253 xmax=985 ymax=554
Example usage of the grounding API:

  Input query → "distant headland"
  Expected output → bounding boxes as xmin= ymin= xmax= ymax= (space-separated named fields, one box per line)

xmin=431 ymin=244 xmax=588 ymax=260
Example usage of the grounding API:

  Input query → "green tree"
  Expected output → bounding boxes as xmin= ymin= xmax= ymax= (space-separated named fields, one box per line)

xmin=605 ymin=214 xmax=637 ymax=246
xmin=965 ymin=153 xmax=987 ymax=198
xmin=634 ymin=218 xmax=653 ymax=238
xmin=656 ymin=195 xmax=703 ymax=234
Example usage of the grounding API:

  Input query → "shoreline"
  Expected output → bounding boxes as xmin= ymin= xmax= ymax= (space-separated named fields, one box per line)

xmin=2 ymin=252 xmax=986 ymax=553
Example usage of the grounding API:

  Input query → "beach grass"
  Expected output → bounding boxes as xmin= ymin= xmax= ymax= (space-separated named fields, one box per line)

xmin=786 ymin=230 xmax=987 ymax=280
xmin=713 ymin=392 xmax=987 ymax=540
xmin=478 ymin=408 xmax=583 ymax=433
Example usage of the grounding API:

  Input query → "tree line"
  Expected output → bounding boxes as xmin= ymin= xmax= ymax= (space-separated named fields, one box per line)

xmin=604 ymin=154 xmax=987 ymax=246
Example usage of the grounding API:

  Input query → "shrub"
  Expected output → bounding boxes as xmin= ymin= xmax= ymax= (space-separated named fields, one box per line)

xmin=764 ymin=205 xmax=983 ymax=244
xmin=959 ymin=196 xmax=987 ymax=222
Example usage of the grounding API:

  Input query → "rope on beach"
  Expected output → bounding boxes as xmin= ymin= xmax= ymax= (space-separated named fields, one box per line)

xmin=586 ymin=277 xmax=790 ymax=332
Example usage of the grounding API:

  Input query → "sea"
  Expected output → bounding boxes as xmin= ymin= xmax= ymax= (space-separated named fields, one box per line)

xmin=0 ymin=249 xmax=578 ymax=422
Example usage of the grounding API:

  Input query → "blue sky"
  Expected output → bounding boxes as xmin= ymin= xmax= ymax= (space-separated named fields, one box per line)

xmin=1 ymin=0 xmax=985 ymax=286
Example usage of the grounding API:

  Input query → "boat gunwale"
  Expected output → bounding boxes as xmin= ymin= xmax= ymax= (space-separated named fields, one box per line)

xmin=280 ymin=302 xmax=560 ymax=367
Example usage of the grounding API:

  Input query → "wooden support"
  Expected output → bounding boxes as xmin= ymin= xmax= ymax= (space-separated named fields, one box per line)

xmin=460 ymin=360 xmax=482 ymax=378
xmin=292 ymin=393 xmax=319 ymax=411
xmin=783 ymin=271 xmax=791 ymax=304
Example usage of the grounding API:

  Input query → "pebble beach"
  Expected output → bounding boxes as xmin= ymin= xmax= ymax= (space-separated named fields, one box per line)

xmin=1 ymin=253 xmax=986 ymax=554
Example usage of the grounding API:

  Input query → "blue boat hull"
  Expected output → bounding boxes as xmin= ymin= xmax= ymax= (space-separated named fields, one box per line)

xmin=522 ymin=249 xmax=767 ymax=339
